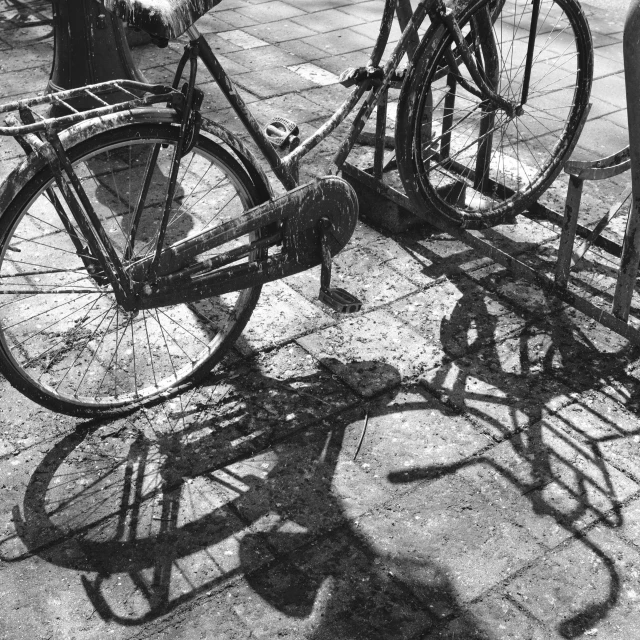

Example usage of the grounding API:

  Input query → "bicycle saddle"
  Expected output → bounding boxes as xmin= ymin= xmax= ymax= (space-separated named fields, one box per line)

xmin=99 ymin=0 xmax=222 ymax=40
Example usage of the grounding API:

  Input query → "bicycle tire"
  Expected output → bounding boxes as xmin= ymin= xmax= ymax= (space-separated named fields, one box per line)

xmin=0 ymin=122 xmax=268 ymax=416
xmin=396 ymin=0 xmax=593 ymax=228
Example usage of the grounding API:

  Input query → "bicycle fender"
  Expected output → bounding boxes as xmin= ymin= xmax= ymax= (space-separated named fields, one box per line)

xmin=0 ymin=108 xmax=273 ymax=221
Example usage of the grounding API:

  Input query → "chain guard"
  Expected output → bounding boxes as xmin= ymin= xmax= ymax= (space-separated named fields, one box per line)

xmin=283 ymin=175 xmax=359 ymax=266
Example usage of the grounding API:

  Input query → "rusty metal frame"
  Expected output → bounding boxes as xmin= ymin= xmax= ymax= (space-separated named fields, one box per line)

xmin=611 ymin=0 xmax=640 ymax=322
xmin=343 ymin=161 xmax=640 ymax=344
xmin=188 ymin=0 xmax=433 ymax=188
xmin=135 ymin=177 xmax=359 ymax=308
xmin=189 ymin=0 xmax=521 ymax=188
xmin=0 ymin=80 xmax=180 ymax=136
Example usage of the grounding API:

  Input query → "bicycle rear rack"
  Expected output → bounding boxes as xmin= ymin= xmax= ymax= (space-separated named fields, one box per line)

xmin=0 ymin=80 xmax=180 ymax=136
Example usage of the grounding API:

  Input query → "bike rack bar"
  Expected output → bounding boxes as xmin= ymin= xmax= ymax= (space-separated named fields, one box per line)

xmin=396 ymin=0 xmax=421 ymax=59
xmin=612 ymin=0 xmax=640 ymax=320
xmin=554 ymin=174 xmax=584 ymax=289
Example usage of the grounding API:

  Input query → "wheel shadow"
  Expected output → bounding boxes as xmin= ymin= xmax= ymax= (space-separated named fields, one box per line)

xmin=1 ymin=224 xmax=639 ymax=637
xmin=389 ymin=227 xmax=640 ymax=638
xmin=0 ymin=0 xmax=52 ymax=35
xmin=0 ymin=359 xmax=488 ymax=638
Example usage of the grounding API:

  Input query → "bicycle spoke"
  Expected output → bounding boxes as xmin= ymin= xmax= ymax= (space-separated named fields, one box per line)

xmin=72 ymin=304 xmax=119 ymax=397
xmin=0 ymin=124 xmax=264 ymax=411
xmin=52 ymin=295 xmax=112 ymax=391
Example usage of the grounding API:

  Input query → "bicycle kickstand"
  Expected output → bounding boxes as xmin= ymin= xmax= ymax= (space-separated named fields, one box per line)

xmin=317 ymin=217 xmax=362 ymax=313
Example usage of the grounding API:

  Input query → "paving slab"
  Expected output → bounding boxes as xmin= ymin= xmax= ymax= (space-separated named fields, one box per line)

xmin=225 ymin=43 xmax=304 ymax=69
xmin=228 ymin=279 xmax=335 ymax=354
xmin=1 ymin=1 xmax=640 ymax=639
xmin=508 ymin=524 xmax=640 ymax=639
xmin=546 ymin=390 xmax=640 ymax=482
xmin=235 ymin=0 xmax=305 ymax=22
xmin=286 ymin=243 xmax=418 ymax=313
xmin=302 ymin=27 xmax=376 ymax=56
xmin=335 ymin=385 xmax=491 ymax=505
xmin=357 ymin=471 xmax=547 ymax=604
xmin=425 ymin=592 xmax=554 ymax=640
xmin=388 ymin=274 xmax=527 ymax=358
xmin=420 ymin=337 xmax=575 ymax=440
xmin=298 ymin=309 xmax=446 ymax=397
xmin=242 ymin=20 xmax=319 ymax=43
xmin=229 ymin=528 xmax=434 ymax=639
xmin=214 ymin=8 xmax=259 ymax=28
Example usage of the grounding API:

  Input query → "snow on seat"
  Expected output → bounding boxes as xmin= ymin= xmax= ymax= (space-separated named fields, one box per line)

xmin=100 ymin=0 xmax=222 ymax=40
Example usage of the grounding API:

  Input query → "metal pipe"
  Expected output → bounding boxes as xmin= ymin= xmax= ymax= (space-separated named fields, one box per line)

xmin=613 ymin=0 xmax=640 ymax=319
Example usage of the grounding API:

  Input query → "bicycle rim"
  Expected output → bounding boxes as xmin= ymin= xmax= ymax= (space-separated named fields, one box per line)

xmin=0 ymin=123 xmax=265 ymax=415
xmin=397 ymin=0 xmax=592 ymax=228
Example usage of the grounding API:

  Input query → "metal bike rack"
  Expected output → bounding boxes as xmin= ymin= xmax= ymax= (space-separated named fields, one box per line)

xmin=343 ymin=0 xmax=640 ymax=346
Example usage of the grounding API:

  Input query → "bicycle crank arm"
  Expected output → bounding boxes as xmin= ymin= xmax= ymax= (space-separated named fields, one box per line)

xmin=135 ymin=176 xmax=359 ymax=309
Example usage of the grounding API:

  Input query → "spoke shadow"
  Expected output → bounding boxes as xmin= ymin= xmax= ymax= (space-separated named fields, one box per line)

xmin=0 ymin=360 xmax=485 ymax=638
xmin=1 ymin=222 xmax=639 ymax=637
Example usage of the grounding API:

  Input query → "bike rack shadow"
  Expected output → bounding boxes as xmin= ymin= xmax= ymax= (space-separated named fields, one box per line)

xmin=382 ymin=223 xmax=640 ymax=638
xmin=0 ymin=359 xmax=490 ymax=638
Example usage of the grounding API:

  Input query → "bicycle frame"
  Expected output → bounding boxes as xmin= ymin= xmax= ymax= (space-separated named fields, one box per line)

xmin=104 ymin=0 xmax=439 ymax=297
xmin=186 ymin=0 xmax=521 ymax=191
xmin=123 ymin=0 xmax=522 ymax=299
xmin=0 ymin=0 xmax=528 ymax=311
xmin=186 ymin=0 xmax=428 ymax=191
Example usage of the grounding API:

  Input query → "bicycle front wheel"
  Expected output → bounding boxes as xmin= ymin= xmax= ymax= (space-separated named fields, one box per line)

xmin=396 ymin=0 xmax=593 ymax=228
xmin=0 ymin=122 xmax=268 ymax=415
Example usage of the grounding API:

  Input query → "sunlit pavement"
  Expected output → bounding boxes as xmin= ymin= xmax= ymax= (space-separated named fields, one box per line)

xmin=1 ymin=1 xmax=640 ymax=639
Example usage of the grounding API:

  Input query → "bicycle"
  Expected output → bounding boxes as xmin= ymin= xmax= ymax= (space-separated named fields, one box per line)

xmin=0 ymin=0 xmax=593 ymax=415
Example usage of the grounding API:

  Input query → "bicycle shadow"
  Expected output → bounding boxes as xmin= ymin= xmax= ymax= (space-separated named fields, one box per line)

xmin=0 ymin=0 xmax=52 ymax=38
xmin=0 ymin=358 xmax=489 ymax=638
xmin=1 ymin=225 xmax=638 ymax=637
xmin=388 ymin=227 xmax=640 ymax=638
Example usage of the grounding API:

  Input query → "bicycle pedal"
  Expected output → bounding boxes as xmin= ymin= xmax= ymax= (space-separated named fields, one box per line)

xmin=319 ymin=287 xmax=362 ymax=313
xmin=264 ymin=117 xmax=299 ymax=149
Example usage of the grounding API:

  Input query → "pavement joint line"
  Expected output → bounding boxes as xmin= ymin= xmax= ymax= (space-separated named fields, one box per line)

xmin=500 ymin=591 xmax=575 ymax=640
xmin=122 ymin=568 xmax=259 ymax=639
xmin=424 ymin=487 xmax=640 ymax=637
xmin=585 ymin=439 xmax=640 ymax=488
xmin=495 ymin=486 xmax=640 ymax=576
xmin=1 ymin=1 xmax=638 ymax=637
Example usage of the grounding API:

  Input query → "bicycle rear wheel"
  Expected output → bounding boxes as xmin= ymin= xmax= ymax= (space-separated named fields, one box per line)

xmin=396 ymin=0 xmax=593 ymax=228
xmin=0 ymin=122 xmax=268 ymax=415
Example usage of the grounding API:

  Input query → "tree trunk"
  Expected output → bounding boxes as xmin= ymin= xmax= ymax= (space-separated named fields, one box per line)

xmin=48 ymin=0 xmax=146 ymax=109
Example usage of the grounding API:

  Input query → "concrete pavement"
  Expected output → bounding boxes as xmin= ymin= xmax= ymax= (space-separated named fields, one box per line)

xmin=1 ymin=0 xmax=640 ymax=639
